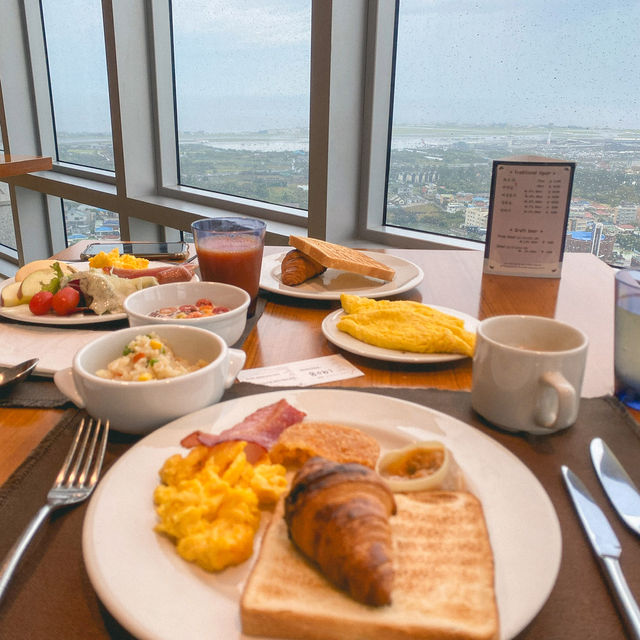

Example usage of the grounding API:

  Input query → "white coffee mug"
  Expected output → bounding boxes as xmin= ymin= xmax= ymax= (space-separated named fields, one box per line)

xmin=471 ymin=315 xmax=588 ymax=434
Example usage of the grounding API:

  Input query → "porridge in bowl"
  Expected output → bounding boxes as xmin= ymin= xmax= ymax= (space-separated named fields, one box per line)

xmin=96 ymin=331 xmax=209 ymax=381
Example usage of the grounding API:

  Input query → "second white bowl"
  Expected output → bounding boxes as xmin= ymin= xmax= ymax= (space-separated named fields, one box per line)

xmin=123 ymin=281 xmax=250 ymax=345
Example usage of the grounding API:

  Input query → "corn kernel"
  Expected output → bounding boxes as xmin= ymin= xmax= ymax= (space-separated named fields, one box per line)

xmin=149 ymin=339 xmax=163 ymax=350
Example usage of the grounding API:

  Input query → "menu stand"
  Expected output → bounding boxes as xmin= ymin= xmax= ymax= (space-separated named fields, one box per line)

xmin=484 ymin=155 xmax=575 ymax=278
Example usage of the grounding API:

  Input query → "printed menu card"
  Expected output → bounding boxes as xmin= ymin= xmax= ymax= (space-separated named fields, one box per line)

xmin=484 ymin=155 xmax=575 ymax=277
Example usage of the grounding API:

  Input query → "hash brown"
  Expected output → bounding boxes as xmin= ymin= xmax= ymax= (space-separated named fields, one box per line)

xmin=269 ymin=421 xmax=380 ymax=469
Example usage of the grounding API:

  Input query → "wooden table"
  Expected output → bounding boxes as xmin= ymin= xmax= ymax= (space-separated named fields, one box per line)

xmin=0 ymin=245 xmax=618 ymax=484
xmin=4 ymin=244 xmax=640 ymax=640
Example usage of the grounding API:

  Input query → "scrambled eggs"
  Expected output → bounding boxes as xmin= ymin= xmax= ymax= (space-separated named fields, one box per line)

xmin=154 ymin=441 xmax=287 ymax=572
xmin=88 ymin=248 xmax=149 ymax=270
xmin=337 ymin=294 xmax=476 ymax=357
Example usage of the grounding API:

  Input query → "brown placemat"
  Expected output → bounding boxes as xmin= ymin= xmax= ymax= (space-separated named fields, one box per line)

xmin=0 ymin=297 xmax=266 ymax=410
xmin=0 ymin=380 xmax=73 ymax=409
xmin=0 ymin=386 xmax=639 ymax=639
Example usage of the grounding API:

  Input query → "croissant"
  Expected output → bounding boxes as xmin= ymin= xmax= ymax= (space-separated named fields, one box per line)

xmin=284 ymin=456 xmax=397 ymax=606
xmin=280 ymin=249 xmax=326 ymax=286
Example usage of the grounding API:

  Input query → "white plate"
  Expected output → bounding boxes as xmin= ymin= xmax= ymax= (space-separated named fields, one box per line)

xmin=83 ymin=389 xmax=561 ymax=640
xmin=0 ymin=261 xmax=196 ymax=326
xmin=322 ymin=305 xmax=479 ymax=363
xmin=260 ymin=251 xmax=424 ymax=300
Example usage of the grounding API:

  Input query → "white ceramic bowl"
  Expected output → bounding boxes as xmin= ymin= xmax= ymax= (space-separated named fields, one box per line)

xmin=53 ymin=324 xmax=246 ymax=434
xmin=123 ymin=281 xmax=250 ymax=345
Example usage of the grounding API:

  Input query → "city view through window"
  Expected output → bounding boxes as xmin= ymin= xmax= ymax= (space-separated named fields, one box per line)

xmin=7 ymin=0 xmax=637 ymax=270
xmin=171 ymin=0 xmax=311 ymax=210
xmin=386 ymin=0 xmax=640 ymax=267
xmin=386 ymin=124 xmax=640 ymax=266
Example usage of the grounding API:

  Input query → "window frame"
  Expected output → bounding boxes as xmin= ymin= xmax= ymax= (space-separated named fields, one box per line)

xmin=0 ymin=0 xmax=475 ymax=277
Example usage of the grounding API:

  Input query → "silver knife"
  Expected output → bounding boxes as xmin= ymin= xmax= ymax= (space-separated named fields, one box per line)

xmin=591 ymin=438 xmax=640 ymax=538
xmin=562 ymin=465 xmax=640 ymax=640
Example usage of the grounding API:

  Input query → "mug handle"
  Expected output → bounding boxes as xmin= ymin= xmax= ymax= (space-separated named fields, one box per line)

xmin=53 ymin=367 xmax=86 ymax=408
xmin=535 ymin=370 xmax=578 ymax=429
xmin=225 ymin=348 xmax=247 ymax=388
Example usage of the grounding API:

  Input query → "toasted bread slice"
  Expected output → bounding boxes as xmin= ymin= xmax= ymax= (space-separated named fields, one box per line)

xmin=241 ymin=491 xmax=499 ymax=640
xmin=269 ymin=421 xmax=380 ymax=469
xmin=289 ymin=236 xmax=395 ymax=282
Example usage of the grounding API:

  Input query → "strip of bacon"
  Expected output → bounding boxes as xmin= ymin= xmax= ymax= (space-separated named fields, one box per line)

xmin=180 ymin=399 xmax=306 ymax=454
xmin=107 ymin=264 xmax=195 ymax=283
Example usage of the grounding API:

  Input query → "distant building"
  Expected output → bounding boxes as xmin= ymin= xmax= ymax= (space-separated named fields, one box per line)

xmin=565 ymin=228 xmax=614 ymax=261
xmin=591 ymin=223 xmax=603 ymax=255
xmin=615 ymin=203 xmax=639 ymax=225
xmin=567 ymin=215 xmax=590 ymax=232
xmin=570 ymin=200 xmax=591 ymax=213
xmin=464 ymin=206 xmax=488 ymax=228
xmin=565 ymin=231 xmax=592 ymax=253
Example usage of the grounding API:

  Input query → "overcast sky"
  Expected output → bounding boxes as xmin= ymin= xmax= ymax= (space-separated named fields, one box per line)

xmin=394 ymin=0 xmax=640 ymax=129
xmin=41 ymin=0 xmax=639 ymax=134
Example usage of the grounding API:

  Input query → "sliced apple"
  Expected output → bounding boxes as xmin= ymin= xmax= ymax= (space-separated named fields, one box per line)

xmin=15 ymin=259 xmax=77 ymax=283
xmin=1 ymin=281 xmax=28 ymax=307
xmin=16 ymin=268 xmax=60 ymax=302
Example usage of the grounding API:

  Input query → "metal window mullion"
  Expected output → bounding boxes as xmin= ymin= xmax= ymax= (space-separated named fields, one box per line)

xmin=23 ymin=0 xmax=56 ymax=162
xmin=358 ymin=0 xmax=477 ymax=250
xmin=359 ymin=0 xmax=395 ymax=237
xmin=23 ymin=0 xmax=66 ymax=254
xmin=149 ymin=0 xmax=179 ymax=194
xmin=308 ymin=0 xmax=369 ymax=245
xmin=103 ymin=0 xmax=164 ymax=241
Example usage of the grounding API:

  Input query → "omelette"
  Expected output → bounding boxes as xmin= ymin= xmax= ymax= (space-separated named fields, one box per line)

xmin=336 ymin=294 xmax=475 ymax=356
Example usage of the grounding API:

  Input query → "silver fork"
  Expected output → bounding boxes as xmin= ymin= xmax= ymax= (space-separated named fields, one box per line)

xmin=0 ymin=416 xmax=109 ymax=603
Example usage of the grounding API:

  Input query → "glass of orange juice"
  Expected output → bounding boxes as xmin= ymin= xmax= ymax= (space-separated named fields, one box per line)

xmin=191 ymin=217 xmax=266 ymax=316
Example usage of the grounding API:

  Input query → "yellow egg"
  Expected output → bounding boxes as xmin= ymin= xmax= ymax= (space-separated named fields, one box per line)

xmin=337 ymin=294 xmax=476 ymax=357
xmin=153 ymin=441 xmax=287 ymax=572
xmin=88 ymin=248 xmax=149 ymax=270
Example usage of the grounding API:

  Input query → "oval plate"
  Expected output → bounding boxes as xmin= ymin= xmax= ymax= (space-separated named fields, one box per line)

xmin=0 ymin=261 xmax=197 ymax=326
xmin=322 ymin=305 xmax=479 ymax=363
xmin=260 ymin=251 xmax=424 ymax=300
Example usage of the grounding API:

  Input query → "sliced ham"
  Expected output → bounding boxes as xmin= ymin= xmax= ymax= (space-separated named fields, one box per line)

xmin=107 ymin=264 xmax=196 ymax=283
xmin=180 ymin=399 xmax=306 ymax=455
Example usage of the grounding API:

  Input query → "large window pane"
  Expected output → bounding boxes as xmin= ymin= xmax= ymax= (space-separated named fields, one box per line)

xmin=171 ymin=0 xmax=311 ymax=209
xmin=62 ymin=199 xmax=120 ymax=243
xmin=0 ymin=182 xmax=15 ymax=250
xmin=40 ymin=0 xmax=114 ymax=171
xmin=0 ymin=124 xmax=16 ymax=250
xmin=387 ymin=0 xmax=640 ymax=266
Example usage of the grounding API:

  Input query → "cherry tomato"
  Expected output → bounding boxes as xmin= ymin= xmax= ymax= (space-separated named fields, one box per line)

xmin=52 ymin=286 xmax=80 ymax=316
xmin=29 ymin=290 xmax=54 ymax=315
